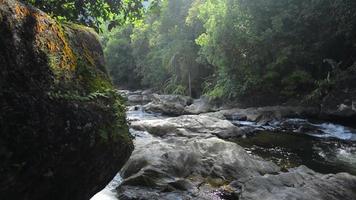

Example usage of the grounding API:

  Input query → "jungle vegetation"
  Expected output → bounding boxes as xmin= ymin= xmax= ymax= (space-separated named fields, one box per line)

xmin=103 ymin=0 xmax=356 ymax=104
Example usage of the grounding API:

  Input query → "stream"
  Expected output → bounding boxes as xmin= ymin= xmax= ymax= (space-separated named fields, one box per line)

xmin=92 ymin=102 xmax=356 ymax=200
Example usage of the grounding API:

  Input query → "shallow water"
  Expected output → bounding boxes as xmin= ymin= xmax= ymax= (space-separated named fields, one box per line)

xmin=233 ymin=131 xmax=356 ymax=175
xmin=90 ymin=173 xmax=122 ymax=200
xmin=92 ymin=109 xmax=356 ymax=199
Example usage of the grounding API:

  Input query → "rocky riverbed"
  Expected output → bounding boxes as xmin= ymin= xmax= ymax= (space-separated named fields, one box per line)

xmin=92 ymin=91 xmax=356 ymax=200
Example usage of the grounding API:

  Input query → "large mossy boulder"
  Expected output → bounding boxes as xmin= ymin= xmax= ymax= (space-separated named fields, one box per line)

xmin=0 ymin=0 xmax=133 ymax=199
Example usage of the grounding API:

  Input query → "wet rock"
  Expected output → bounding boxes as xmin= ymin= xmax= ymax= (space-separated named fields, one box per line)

xmin=128 ymin=94 xmax=144 ymax=103
xmin=184 ymin=96 xmax=216 ymax=114
xmin=116 ymin=90 xmax=131 ymax=99
xmin=130 ymin=114 xmax=242 ymax=138
xmin=142 ymin=89 xmax=154 ymax=95
xmin=118 ymin=185 xmax=224 ymax=200
xmin=221 ymin=106 xmax=319 ymax=124
xmin=122 ymin=89 xmax=154 ymax=104
xmin=236 ymin=166 xmax=356 ymax=200
xmin=118 ymin=131 xmax=280 ymax=199
xmin=144 ymin=94 xmax=193 ymax=115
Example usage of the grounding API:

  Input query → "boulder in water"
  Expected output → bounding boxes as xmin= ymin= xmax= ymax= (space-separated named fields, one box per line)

xmin=131 ymin=114 xmax=243 ymax=138
xmin=221 ymin=106 xmax=319 ymax=124
xmin=184 ymin=96 xmax=216 ymax=114
xmin=144 ymin=94 xmax=193 ymax=115
xmin=118 ymin=131 xmax=280 ymax=199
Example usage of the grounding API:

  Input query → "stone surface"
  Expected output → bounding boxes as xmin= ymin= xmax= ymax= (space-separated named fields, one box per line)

xmin=0 ymin=1 xmax=133 ymax=199
xmin=119 ymin=101 xmax=356 ymax=200
xmin=144 ymin=94 xmax=193 ymax=115
xmin=130 ymin=114 xmax=242 ymax=138
xmin=236 ymin=166 xmax=356 ymax=200
xmin=220 ymin=106 xmax=319 ymax=124
xmin=117 ymin=130 xmax=280 ymax=199
xmin=184 ymin=96 xmax=215 ymax=114
xmin=127 ymin=94 xmax=144 ymax=103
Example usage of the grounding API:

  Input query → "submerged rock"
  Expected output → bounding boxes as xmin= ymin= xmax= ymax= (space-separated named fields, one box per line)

xmin=0 ymin=1 xmax=133 ymax=199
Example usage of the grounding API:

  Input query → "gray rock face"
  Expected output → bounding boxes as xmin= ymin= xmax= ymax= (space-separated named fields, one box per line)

xmin=143 ymin=94 xmax=217 ymax=116
xmin=144 ymin=94 xmax=193 ymax=115
xmin=119 ymin=95 xmax=356 ymax=200
xmin=127 ymin=94 xmax=144 ymax=103
xmin=220 ymin=106 xmax=319 ymax=124
xmin=130 ymin=114 xmax=242 ymax=138
xmin=119 ymin=89 xmax=153 ymax=104
xmin=236 ymin=166 xmax=356 ymax=200
xmin=0 ymin=1 xmax=133 ymax=199
xmin=118 ymin=130 xmax=280 ymax=199
xmin=184 ymin=96 xmax=215 ymax=114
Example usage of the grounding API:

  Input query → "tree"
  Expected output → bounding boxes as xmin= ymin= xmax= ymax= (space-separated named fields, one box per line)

xmin=104 ymin=25 xmax=142 ymax=89
xmin=24 ymin=0 xmax=144 ymax=30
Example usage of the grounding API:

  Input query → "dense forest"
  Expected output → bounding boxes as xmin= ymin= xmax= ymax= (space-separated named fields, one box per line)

xmin=1 ymin=0 xmax=356 ymax=200
xmin=104 ymin=0 xmax=356 ymax=104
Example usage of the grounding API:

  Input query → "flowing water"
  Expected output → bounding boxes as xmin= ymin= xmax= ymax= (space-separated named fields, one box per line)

xmin=231 ymin=118 xmax=356 ymax=175
xmin=92 ymin=107 xmax=356 ymax=199
xmin=91 ymin=106 xmax=163 ymax=200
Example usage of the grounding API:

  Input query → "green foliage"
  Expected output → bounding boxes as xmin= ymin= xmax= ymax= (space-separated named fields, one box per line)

xmin=103 ymin=0 xmax=212 ymax=97
xmin=281 ymin=70 xmax=314 ymax=98
xmin=195 ymin=0 xmax=356 ymax=103
xmin=104 ymin=25 xmax=142 ymax=89
xmin=103 ymin=0 xmax=356 ymax=104
xmin=163 ymin=77 xmax=186 ymax=95
xmin=25 ymin=0 xmax=144 ymax=31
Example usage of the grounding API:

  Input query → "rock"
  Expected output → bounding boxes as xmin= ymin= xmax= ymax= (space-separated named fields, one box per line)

xmin=130 ymin=114 xmax=242 ymax=138
xmin=0 ymin=1 xmax=133 ymax=199
xmin=118 ymin=184 xmax=224 ymax=200
xmin=117 ymin=131 xmax=280 ymax=199
xmin=117 ymin=90 xmax=131 ymax=99
xmin=127 ymin=94 xmax=143 ymax=103
xmin=144 ymin=94 xmax=193 ymax=115
xmin=220 ymin=106 xmax=319 ymax=124
xmin=236 ymin=166 xmax=356 ymax=200
xmin=142 ymin=88 xmax=153 ymax=95
xmin=184 ymin=96 xmax=215 ymax=114
xmin=124 ymin=89 xmax=154 ymax=104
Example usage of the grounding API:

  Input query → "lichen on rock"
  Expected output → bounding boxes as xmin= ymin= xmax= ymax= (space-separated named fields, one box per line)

xmin=0 ymin=0 xmax=133 ymax=199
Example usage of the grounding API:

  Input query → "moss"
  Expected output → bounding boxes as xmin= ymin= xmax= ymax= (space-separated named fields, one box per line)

xmin=9 ymin=0 xmax=131 ymax=149
xmin=64 ymin=22 xmax=101 ymax=42
xmin=47 ymin=87 xmax=130 ymax=145
xmin=13 ymin=0 xmax=78 ymax=78
xmin=74 ymin=59 xmax=111 ymax=93
xmin=1 ymin=0 xmax=133 ymax=199
xmin=14 ymin=2 xmax=30 ymax=18
xmin=205 ymin=177 xmax=230 ymax=187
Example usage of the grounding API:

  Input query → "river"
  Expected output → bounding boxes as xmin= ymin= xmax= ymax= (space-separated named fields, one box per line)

xmin=92 ymin=100 xmax=356 ymax=200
